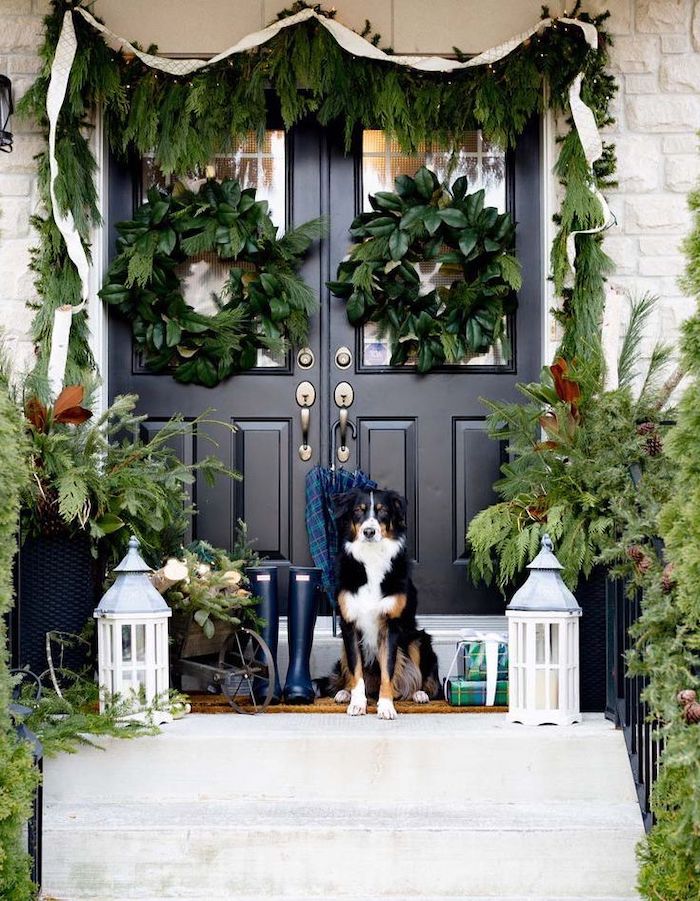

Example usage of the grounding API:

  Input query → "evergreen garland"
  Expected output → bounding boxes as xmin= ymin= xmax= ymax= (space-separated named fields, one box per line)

xmin=100 ymin=179 xmax=324 ymax=386
xmin=631 ymin=162 xmax=700 ymax=901
xmin=17 ymin=1 xmax=616 ymax=382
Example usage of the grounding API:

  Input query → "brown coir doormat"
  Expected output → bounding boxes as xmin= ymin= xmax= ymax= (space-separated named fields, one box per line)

xmin=187 ymin=692 xmax=507 ymax=714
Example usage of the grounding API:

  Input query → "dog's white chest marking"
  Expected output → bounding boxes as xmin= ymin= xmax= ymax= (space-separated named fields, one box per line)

xmin=343 ymin=537 xmax=403 ymax=659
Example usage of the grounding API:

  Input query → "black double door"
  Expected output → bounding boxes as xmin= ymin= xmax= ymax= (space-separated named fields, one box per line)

xmin=109 ymin=118 xmax=542 ymax=614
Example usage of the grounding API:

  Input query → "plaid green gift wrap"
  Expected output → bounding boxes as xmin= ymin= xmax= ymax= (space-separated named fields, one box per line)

xmin=447 ymin=678 xmax=509 ymax=707
xmin=461 ymin=640 xmax=509 ymax=681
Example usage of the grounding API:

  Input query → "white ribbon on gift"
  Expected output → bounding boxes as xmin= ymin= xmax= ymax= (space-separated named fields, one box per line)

xmin=444 ymin=629 xmax=507 ymax=706
xmin=45 ymin=7 xmax=611 ymax=394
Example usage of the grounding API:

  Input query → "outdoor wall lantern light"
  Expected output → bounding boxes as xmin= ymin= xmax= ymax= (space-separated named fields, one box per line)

xmin=94 ymin=536 xmax=173 ymax=723
xmin=506 ymin=534 xmax=582 ymax=726
xmin=0 ymin=75 xmax=13 ymax=152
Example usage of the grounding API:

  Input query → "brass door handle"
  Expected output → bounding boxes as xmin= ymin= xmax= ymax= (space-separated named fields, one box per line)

xmin=333 ymin=408 xmax=356 ymax=464
xmin=299 ymin=407 xmax=312 ymax=462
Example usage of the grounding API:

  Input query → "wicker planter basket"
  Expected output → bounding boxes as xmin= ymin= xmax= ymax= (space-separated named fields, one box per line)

xmin=17 ymin=532 xmax=102 ymax=677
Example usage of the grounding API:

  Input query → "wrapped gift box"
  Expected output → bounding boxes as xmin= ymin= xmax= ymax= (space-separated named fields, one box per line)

xmin=444 ymin=630 xmax=509 ymax=707
xmin=446 ymin=677 xmax=508 ymax=707
xmin=461 ymin=639 xmax=509 ymax=681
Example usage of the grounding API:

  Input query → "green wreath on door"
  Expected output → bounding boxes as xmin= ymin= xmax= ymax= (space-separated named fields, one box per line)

xmin=101 ymin=178 xmax=325 ymax=387
xmin=328 ymin=167 xmax=521 ymax=373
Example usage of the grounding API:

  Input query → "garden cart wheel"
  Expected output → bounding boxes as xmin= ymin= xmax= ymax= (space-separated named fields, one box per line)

xmin=217 ymin=628 xmax=275 ymax=713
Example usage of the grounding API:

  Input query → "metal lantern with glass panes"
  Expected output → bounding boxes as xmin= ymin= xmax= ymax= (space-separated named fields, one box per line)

xmin=0 ymin=75 xmax=12 ymax=152
xmin=94 ymin=536 xmax=172 ymax=722
xmin=506 ymin=534 xmax=582 ymax=726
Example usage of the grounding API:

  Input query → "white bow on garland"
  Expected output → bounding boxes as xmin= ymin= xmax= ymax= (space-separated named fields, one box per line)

xmin=45 ymin=5 xmax=613 ymax=396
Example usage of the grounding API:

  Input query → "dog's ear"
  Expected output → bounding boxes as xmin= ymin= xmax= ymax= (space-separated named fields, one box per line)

xmin=387 ymin=491 xmax=407 ymax=527
xmin=333 ymin=490 xmax=357 ymax=522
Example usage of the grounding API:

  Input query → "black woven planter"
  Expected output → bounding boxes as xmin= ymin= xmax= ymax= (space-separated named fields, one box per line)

xmin=17 ymin=533 xmax=102 ymax=676
xmin=577 ymin=564 xmax=608 ymax=712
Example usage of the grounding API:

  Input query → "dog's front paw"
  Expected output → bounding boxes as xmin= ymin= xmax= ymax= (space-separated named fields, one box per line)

xmin=377 ymin=698 xmax=397 ymax=720
xmin=347 ymin=697 xmax=367 ymax=716
xmin=334 ymin=689 xmax=351 ymax=705
xmin=412 ymin=690 xmax=430 ymax=704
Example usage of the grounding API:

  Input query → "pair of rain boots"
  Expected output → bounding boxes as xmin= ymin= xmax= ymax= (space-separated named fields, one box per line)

xmin=246 ymin=565 xmax=322 ymax=705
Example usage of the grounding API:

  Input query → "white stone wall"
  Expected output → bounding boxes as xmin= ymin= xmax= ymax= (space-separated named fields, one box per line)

xmin=0 ymin=0 xmax=45 ymax=373
xmin=0 ymin=1 xmax=697 ymax=373
xmin=601 ymin=0 xmax=699 ymax=367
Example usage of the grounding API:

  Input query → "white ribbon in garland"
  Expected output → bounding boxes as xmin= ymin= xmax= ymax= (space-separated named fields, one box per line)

xmin=45 ymin=6 xmax=613 ymax=393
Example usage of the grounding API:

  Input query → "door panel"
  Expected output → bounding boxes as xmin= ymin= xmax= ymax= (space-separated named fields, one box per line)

xmin=108 ymin=117 xmax=541 ymax=614
xmin=327 ymin=118 xmax=541 ymax=613
xmin=108 ymin=123 xmax=324 ymax=602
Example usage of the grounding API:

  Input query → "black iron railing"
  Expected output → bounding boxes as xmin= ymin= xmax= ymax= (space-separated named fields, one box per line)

xmin=9 ymin=669 xmax=43 ymax=892
xmin=606 ymin=578 xmax=663 ymax=832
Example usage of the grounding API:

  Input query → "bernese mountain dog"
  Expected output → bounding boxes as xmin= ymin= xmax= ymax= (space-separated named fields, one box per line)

xmin=328 ymin=487 xmax=440 ymax=719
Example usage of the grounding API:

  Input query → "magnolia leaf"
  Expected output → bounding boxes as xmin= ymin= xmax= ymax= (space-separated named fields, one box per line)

xmin=389 ymin=229 xmax=409 ymax=261
xmin=458 ymin=229 xmax=478 ymax=258
xmin=25 ymin=397 xmax=47 ymax=431
xmin=438 ymin=208 xmax=468 ymax=229
xmin=414 ymin=167 xmax=436 ymax=200
xmin=94 ymin=513 xmax=125 ymax=535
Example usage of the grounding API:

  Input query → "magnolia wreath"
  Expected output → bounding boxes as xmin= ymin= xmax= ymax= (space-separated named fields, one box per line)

xmin=101 ymin=178 xmax=324 ymax=386
xmin=329 ymin=167 xmax=522 ymax=373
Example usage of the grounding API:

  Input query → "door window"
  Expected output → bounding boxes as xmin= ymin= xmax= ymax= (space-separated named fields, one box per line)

xmin=140 ymin=131 xmax=287 ymax=368
xmin=360 ymin=130 xmax=511 ymax=370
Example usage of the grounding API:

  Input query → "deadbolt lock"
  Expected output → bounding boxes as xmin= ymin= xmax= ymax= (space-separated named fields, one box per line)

xmin=297 ymin=347 xmax=315 ymax=369
xmin=335 ymin=346 xmax=352 ymax=369
xmin=334 ymin=381 xmax=354 ymax=408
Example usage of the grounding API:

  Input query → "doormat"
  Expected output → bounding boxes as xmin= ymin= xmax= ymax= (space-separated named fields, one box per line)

xmin=187 ymin=692 xmax=507 ymax=714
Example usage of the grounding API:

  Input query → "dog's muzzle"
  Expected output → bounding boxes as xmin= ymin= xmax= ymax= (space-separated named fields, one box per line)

xmin=360 ymin=519 xmax=381 ymax=542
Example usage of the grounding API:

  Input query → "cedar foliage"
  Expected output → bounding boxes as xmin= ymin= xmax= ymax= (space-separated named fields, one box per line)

xmin=632 ymin=158 xmax=700 ymax=901
xmin=0 ymin=387 xmax=37 ymax=901
xmin=468 ymin=295 xmax=673 ymax=591
xmin=18 ymin=0 xmax=616 ymax=382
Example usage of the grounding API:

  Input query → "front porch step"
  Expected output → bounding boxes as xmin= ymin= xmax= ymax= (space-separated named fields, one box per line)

xmin=43 ymin=798 xmax=641 ymax=899
xmin=43 ymin=713 xmax=637 ymax=806
xmin=42 ymin=713 xmax=643 ymax=899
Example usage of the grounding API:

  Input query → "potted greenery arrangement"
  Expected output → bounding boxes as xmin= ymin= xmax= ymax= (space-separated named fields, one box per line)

xmin=17 ymin=382 xmax=237 ymax=676
xmin=467 ymin=294 xmax=677 ymax=709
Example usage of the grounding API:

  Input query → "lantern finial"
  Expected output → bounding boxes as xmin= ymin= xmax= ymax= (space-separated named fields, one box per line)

xmin=542 ymin=533 xmax=553 ymax=552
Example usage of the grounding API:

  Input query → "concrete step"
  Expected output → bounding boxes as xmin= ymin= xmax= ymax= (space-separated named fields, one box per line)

xmin=43 ymin=713 xmax=638 ymax=806
xmin=42 ymin=799 xmax=642 ymax=899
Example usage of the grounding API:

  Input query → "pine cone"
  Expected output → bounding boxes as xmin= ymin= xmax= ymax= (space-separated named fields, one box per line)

xmin=661 ymin=563 xmax=675 ymax=594
xmin=626 ymin=545 xmax=651 ymax=574
xmin=637 ymin=422 xmax=663 ymax=456
xmin=677 ymin=689 xmax=700 ymax=725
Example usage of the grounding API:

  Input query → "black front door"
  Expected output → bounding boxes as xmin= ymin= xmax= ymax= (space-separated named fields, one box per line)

xmin=108 ymin=118 xmax=541 ymax=614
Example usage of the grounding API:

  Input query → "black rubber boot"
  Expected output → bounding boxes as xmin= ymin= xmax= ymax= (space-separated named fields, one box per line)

xmin=283 ymin=566 xmax=322 ymax=704
xmin=247 ymin=566 xmax=283 ymax=703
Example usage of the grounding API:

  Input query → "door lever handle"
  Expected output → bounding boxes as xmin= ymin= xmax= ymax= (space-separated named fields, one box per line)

xmin=333 ymin=408 xmax=356 ymax=464
xmin=299 ymin=407 xmax=312 ymax=462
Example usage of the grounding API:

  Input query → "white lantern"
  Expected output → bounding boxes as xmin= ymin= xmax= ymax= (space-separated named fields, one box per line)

xmin=506 ymin=534 xmax=582 ymax=726
xmin=94 ymin=536 xmax=172 ymax=722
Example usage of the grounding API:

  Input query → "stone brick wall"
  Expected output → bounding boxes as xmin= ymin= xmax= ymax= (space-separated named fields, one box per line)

xmin=0 ymin=0 xmax=45 ymax=373
xmin=0 ymin=1 xmax=697 ymax=373
xmin=601 ymin=0 xmax=700 ymax=365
